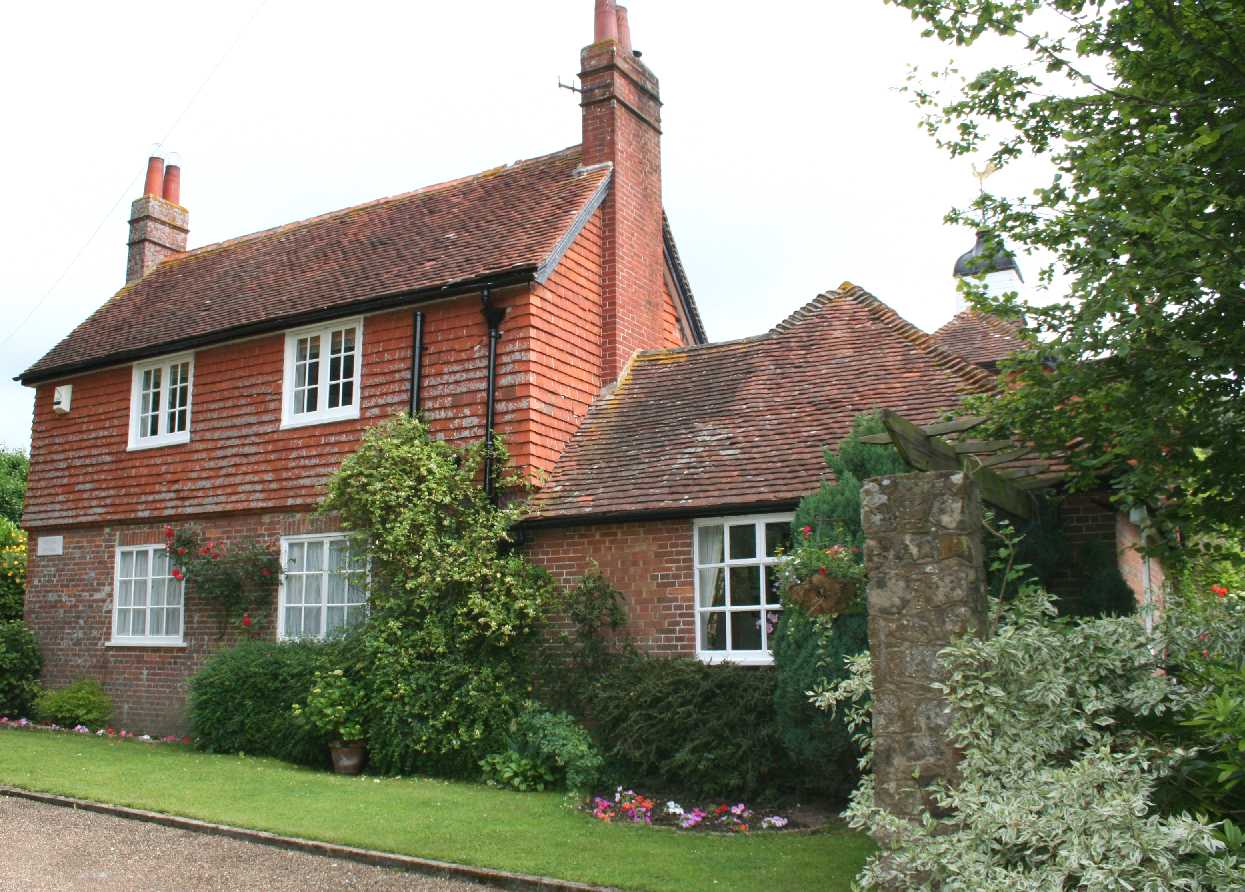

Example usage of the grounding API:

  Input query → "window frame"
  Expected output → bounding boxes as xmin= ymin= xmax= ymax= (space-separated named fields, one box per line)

xmin=277 ymin=533 xmax=368 ymax=641
xmin=108 ymin=543 xmax=186 ymax=647
xmin=127 ymin=352 xmax=194 ymax=451
xmin=279 ymin=318 xmax=364 ymax=429
xmin=692 ymin=512 xmax=794 ymax=666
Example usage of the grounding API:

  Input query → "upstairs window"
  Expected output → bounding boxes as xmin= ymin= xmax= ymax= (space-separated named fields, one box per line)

xmin=693 ymin=513 xmax=793 ymax=665
xmin=128 ymin=354 xmax=193 ymax=450
xmin=281 ymin=319 xmax=362 ymax=428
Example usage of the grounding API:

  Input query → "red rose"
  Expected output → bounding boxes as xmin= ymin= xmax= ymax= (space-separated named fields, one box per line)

xmin=171 ymin=568 xmax=184 ymax=581
xmin=800 ymin=525 xmax=813 ymax=539
xmin=176 ymin=547 xmax=187 ymax=556
xmin=260 ymin=568 xmax=271 ymax=577
xmin=1211 ymin=585 xmax=1228 ymax=598
xmin=242 ymin=614 xmax=253 ymax=628
xmin=818 ymin=567 xmax=828 ymax=576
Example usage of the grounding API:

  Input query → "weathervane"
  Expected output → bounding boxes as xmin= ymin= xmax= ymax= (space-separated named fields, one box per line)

xmin=971 ymin=160 xmax=1000 ymax=195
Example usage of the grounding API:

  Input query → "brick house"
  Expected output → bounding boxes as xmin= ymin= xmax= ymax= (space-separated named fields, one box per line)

xmin=16 ymin=2 xmax=1143 ymax=732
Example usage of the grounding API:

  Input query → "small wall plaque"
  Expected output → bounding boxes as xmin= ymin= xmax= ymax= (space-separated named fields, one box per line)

xmin=36 ymin=535 xmax=64 ymax=557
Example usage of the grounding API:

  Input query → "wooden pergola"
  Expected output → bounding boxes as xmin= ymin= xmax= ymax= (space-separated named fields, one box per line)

xmin=859 ymin=410 xmax=1068 ymax=520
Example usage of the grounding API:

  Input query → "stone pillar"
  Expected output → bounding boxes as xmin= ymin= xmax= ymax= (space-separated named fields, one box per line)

xmin=860 ymin=470 xmax=988 ymax=820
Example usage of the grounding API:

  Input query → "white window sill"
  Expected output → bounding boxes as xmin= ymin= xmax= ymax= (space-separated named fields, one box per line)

xmin=698 ymin=653 xmax=774 ymax=667
xmin=127 ymin=433 xmax=191 ymax=452
xmin=106 ymin=639 xmax=187 ymax=649
xmin=279 ymin=409 xmax=360 ymax=430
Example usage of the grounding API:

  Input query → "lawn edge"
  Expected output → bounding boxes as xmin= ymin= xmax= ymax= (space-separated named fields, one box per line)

xmin=0 ymin=785 xmax=619 ymax=892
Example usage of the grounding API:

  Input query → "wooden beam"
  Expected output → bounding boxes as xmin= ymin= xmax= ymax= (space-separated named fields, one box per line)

xmin=975 ymin=446 xmax=1037 ymax=469
xmin=952 ymin=439 xmax=1017 ymax=454
xmin=922 ymin=415 xmax=988 ymax=436
xmin=857 ymin=432 xmax=893 ymax=445
xmin=881 ymin=410 xmax=1034 ymax=519
xmin=880 ymin=410 xmax=960 ymax=472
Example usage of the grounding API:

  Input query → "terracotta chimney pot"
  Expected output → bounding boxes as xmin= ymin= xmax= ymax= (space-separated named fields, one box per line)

xmin=162 ymin=163 xmax=181 ymax=205
xmin=615 ymin=6 xmax=632 ymax=53
xmin=142 ymin=155 xmax=165 ymax=198
xmin=594 ymin=0 xmax=619 ymax=43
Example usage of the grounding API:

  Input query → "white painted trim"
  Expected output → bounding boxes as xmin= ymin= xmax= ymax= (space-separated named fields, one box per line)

xmin=279 ymin=318 xmax=364 ymax=430
xmin=107 ymin=543 xmax=185 ymax=647
xmin=691 ymin=512 xmax=794 ymax=666
xmin=276 ymin=533 xmax=367 ymax=641
xmin=126 ymin=353 xmax=195 ymax=451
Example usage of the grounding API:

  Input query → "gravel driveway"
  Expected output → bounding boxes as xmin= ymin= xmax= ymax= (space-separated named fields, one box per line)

xmin=1 ymin=795 xmax=487 ymax=891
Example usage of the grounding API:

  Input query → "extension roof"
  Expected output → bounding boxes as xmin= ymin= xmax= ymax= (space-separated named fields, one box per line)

xmin=932 ymin=308 xmax=1026 ymax=371
xmin=530 ymin=284 xmax=997 ymax=523
xmin=21 ymin=145 xmax=647 ymax=384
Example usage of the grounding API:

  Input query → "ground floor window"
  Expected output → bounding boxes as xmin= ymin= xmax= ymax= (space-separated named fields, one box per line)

xmin=278 ymin=535 xmax=367 ymax=640
xmin=111 ymin=544 xmax=185 ymax=646
xmin=693 ymin=513 xmax=793 ymax=664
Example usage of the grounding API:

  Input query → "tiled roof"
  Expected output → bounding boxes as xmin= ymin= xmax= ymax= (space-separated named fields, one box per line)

xmin=531 ymin=284 xmax=996 ymax=522
xmin=22 ymin=146 xmax=612 ymax=383
xmin=931 ymin=308 xmax=1026 ymax=370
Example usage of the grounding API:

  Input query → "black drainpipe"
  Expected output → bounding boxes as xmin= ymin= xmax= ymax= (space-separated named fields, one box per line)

xmin=481 ymin=287 xmax=506 ymax=504
xmin=409 ymin=311 xmax=425 ymax=416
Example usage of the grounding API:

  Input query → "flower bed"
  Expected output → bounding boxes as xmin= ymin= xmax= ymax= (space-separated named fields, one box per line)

xmin=587 ymin=788 xmax=799 ymax=833
xmin=0 ymin=715 xmax=190 ymax=746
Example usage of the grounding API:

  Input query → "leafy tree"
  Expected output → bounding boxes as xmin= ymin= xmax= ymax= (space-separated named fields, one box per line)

xmin=0 ymin=449 xmax=27 ymax=525
xmin=888 ymin=0 xmax=1245 ymax=546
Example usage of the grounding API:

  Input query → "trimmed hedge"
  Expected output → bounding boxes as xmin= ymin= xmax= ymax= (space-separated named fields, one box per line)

xmin=583 ymin=656 xmax=797 ymax=800
xmin=0 ymin=620 xmax=41 ymax=717
xmin=188 ymin=639 xmax=345 ymax=766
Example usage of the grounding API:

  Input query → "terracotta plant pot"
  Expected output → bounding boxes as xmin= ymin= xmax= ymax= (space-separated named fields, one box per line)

xmin=786 ymin=575 xmax=862 ymax=617
xmin=329 ymin=740 xmax=366 ymax=775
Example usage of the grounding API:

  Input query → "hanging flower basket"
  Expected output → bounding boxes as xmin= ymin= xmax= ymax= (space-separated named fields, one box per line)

xmin=786 ymin=574 xmax=862 ymax=617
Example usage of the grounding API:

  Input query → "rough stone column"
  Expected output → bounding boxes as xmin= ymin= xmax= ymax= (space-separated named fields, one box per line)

xmin=860 ymin=470 xmax=988 ymax=820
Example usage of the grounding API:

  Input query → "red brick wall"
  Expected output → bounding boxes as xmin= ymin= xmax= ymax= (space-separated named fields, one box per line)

xmin=580 ymin=42 xmax=667 ymax=380
xmin=525 ymin=519 xmax=695 ymax=657
xmin=23 ymin=511 xmax=337 ymax=734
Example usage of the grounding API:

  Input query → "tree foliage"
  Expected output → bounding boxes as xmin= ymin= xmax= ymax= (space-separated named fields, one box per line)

xmin=889 ymin=0 xmax=1245 ymax=543
xmin=0 ymin=449 xmax=27 ymax=526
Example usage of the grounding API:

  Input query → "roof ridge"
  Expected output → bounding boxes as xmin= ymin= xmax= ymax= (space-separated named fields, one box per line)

xmin=839 ymin=284 xmax=996 ymax=391
xmin=166 ymin=144 xmax=584 ymax=265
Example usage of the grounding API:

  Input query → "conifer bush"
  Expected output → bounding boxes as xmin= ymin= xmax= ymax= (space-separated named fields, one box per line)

xmin=0 ymin=620 xmax=41 ymax=717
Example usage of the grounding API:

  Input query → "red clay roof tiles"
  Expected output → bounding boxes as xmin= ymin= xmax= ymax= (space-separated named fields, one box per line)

xmin=931 ymin=308 xmax=1026 ymax=370
xmin=22 ymin=146 xmax=610 ymax=383
xmin=531 ymin=284 xmax=996 ymax=521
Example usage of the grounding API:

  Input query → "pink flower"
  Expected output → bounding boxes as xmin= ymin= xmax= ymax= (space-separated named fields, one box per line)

xmin=800 ymin=525 xmax=813 ymax=539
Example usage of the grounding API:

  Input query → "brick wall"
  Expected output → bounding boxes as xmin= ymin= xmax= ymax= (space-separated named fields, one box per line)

xmin=525 ymin=519 xmax=695 ymax=657
xmin=23 ymin=511 xmax=338 ymax=734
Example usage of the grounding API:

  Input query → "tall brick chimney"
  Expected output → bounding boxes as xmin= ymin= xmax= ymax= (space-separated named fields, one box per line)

xmin=126 ymin=154 xmax=188 ymax=282
xmin=581 ymin=1 xmax=665 ymax=380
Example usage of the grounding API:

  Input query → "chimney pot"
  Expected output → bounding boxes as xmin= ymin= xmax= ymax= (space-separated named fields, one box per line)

xmin=162 ymin=163 xmax=181 ymax=205
xmin=615 ymin=6 xmax=632 ymax=53
xmin=594 ymin=0 xmax=619 ymax=43
xmin=142 ymin=155 xmax=165 ymax=198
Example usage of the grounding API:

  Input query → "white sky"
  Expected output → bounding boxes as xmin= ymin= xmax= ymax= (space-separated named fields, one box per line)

xmin=0 ymin=0 xmax=1055 ymax=453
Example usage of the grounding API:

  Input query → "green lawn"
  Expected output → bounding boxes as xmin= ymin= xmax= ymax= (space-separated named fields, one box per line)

xmin=0 ymin=729 xmax=871 ymax=891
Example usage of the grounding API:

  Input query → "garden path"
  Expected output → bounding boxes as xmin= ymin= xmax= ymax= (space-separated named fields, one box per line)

xmin=0 ymin=796 xmax=486 ymax=891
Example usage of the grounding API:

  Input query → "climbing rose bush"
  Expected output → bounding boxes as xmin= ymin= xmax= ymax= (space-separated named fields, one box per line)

xmin=816 ymin=587 xmax=1243 ymax=890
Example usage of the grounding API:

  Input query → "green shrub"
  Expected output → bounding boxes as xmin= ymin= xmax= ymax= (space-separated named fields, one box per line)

xmin=538 ymin=566 xmax=633 ymax=714
xmin=483 ymin=703 xmax=603 ymax=792
xmin=584 ymin=655 xmax=795 ymax=800
xmin=480 ymin=751 xmax=557 ymax=792
xmin=771 ymin=608 xmax=867 ymax=798
xmin=320 ymin=416 xmax=557 ymax=779
xmin=35 ymin=678 xmax=110 ymax=727
xmin=188 ymin=639 xmax=347 ymax=766
xmin=0 ymin=620 xmax=41 ymax=717
xmin=0 ymin=517 xmax=26 ymax=623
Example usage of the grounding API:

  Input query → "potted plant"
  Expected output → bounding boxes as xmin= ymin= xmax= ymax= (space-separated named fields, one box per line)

xmin=775 ymin=525 xmax=867 ymax=617
xmin=292 ymin=669 xmax=366 ymax=774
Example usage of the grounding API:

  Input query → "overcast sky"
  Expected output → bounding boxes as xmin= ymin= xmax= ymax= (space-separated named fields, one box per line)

xmin=0 ymin=0 xmax=1054 ymax=453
